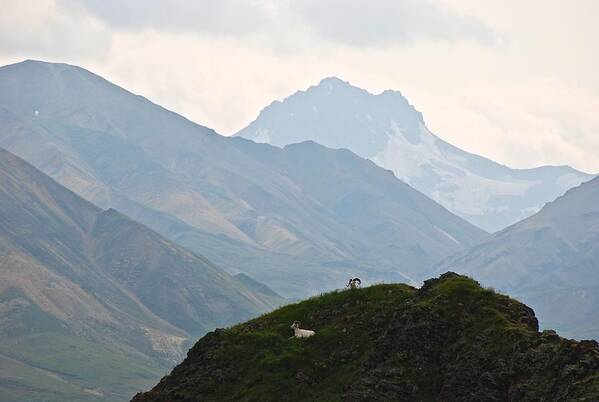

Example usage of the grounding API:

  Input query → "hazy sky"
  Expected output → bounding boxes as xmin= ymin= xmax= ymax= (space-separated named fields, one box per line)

xmin=1 ymin=0 xmax=597 ymax=172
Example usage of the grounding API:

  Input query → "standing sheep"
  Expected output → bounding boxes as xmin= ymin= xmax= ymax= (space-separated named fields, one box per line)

xmin=346 ymin=277 xmax=362 ymax=290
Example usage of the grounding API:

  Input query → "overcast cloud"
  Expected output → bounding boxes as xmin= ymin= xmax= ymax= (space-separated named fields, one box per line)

xmin=292 ymin=0 xmax=495 ymax=46
xmin=64 ymin=0 xmax=272 ymax=37
xmin=68 ymin=0 xmax=495 ymax=46
xmin=0 ymin=0 xmax=597 ymax=172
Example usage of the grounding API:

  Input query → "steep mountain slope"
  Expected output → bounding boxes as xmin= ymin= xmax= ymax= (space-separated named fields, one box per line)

xmin=435 ymin=176 xmax=599 ymax=340
xmin=0 ymin=60 xmax=487 ymax=297
xmin=132 ymin=273 xmax=599 ymax=402
xmin=0 ymin=148 xmax=282 ymax=402
xmin=236 ymin=77 xmax=594 ymax=232
xmin=231 ymin=138 xmax=487 ymax=282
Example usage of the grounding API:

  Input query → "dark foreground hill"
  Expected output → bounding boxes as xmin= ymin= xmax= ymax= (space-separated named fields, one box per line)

xmin=133 ymin=273 xmax=599 ymax=402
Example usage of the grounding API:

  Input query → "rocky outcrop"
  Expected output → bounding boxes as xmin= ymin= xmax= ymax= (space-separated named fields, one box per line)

xmin=132 ymin=273 xmax=599 ymax=401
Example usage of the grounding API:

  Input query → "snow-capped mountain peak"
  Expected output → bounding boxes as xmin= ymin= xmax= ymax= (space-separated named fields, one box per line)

xmin=236 ymin=78 xmax=594 ymax=232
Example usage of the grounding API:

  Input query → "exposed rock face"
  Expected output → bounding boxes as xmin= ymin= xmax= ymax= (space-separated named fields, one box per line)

xmin=132 ymin=273 xmax=599 ymax=402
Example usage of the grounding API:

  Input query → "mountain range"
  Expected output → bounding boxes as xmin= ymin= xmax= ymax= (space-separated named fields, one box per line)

xmin=435 ymin=175 xmax=599 ymax=340
xmin=0 ymin=148 xmax=283 ymax=402
xmin=236 ymin=77 xmax=594 ymax=232
xmin=2 ymin=59 xmax=598 ymax=401
xmin=0 ymin=60 xmax=486 ymax=297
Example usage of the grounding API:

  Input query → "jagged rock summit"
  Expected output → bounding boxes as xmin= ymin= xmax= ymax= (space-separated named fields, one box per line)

xmin=132 ymin=273 xmax=599 ymax=401
xmin=236 ymin=77 xmax=594 ymax=232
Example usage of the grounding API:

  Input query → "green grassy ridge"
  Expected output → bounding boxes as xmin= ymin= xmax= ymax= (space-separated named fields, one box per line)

xmin=216 ymin=284 xmax=415 ymax=401
xmin=131 ymin=273 xmax=599 ymax=402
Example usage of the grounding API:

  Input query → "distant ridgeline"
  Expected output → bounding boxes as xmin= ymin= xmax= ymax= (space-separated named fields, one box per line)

xmin=236 ymin=76 xmax=594 ymax=233
xmin=0 ymin=60 xmax=486 ymax=298
xmin=436 ymin=175 xmax=599 ymax=341
xmin=133 ymin=273 xmax=599 ymax=402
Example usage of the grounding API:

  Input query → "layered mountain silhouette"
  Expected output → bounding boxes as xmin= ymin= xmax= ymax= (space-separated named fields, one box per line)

xmin=133 ymin=273 xmax=599 ymax=402
xmin=0 ymin=60 xmax=486 ymax=297
xmin=436 ymin=176 xmax=599 ymax=340
xmin=2 ymin=59 xmax=597 ymax=401
xmin=0 ymin=148 xmax=283 ymax=402
xmin=236 ymin=77 xmax=594 ymax=232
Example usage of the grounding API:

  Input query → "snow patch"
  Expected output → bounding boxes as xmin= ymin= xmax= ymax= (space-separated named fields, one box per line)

xmin=372 ymin=123 xmax=537 ymax=216
xmin=252 ymin=129 xmax=271 ymax=144
xmin=557 ymin=172 xmax=588 ymax=189
xmin=84 ymin=389 xmax=105 ymax=397
xmin=435 ymin=226 xmax=460 ymax=244
xmin=143 ymin=327 xmax=188 ymax=363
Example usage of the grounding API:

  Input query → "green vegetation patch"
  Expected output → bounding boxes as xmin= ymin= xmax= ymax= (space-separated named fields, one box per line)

xmin=134 ymin=274 xmax=599 ymax=402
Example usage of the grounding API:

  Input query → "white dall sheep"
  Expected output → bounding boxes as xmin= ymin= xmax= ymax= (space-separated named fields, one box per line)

xmin=290 ymin=321 xmax=315 ymax=339
xmin=346 ymin=277 xmax=362 ymax=290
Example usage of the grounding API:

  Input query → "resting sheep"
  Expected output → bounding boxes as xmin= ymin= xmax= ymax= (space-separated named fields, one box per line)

xmin=290 ymin=321 xmax=315 ymax=339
